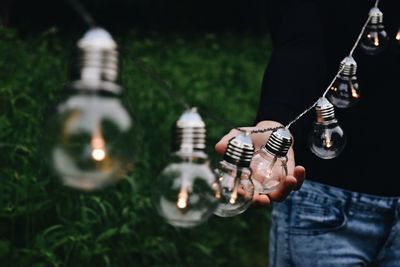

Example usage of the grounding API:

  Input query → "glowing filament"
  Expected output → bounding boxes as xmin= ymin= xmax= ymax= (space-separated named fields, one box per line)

xmin=91 ymin=131 xmax=106 ymax=161
xmin=396 ymin=31 xmax=400 ymax=41
xmin=177 ymin=188 xmax=188 ymax=210
xmin=324 ymin=135 xmax=332 ymax=149
xmin=374 ymin=35 xmax=379 ymax=46
xmin=265 ymin=157 xmax=277 ymax=180
xmin=350 ymin=83 xmax=360 ymax=99
xmin=229 ymin=175 xmax=241 ymax=205
xmin=212 ymin=182 xmax=221 ymax=199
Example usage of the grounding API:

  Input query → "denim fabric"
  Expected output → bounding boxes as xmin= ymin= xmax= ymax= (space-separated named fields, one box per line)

xmin=269 ymin=180 xmax=400 ymax=267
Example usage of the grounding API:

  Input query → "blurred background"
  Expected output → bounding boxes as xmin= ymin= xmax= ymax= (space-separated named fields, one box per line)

xmin=0 ymin=1 xmax=273 ymax=266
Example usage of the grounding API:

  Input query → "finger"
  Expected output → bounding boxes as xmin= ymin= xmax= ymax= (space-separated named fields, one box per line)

xmin=251 ymin=194 xmax=271 ymax=208
xmin=293 ymin=165 xmax=306 ymax=191
xmin=214 ymin=129 xmax=241 ymax=155
xmin=268 ymin=175 xmax=297 ymax=202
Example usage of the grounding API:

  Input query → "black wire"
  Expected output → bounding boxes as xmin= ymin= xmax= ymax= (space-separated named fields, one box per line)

xmin=235 ymin=126 xmax=284 ymax=134
xmin=67 ymin=0 xmax=96 ymax=28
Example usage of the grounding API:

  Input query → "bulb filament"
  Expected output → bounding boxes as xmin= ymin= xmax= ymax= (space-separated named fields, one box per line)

xmin=350 ymin=82 xmax=360 ymax=99
xmin=396 ymin=30 xmax=400 ymax=41
xmin=229 ymin=172 xmax=241 ymax=205
xmin=374 ymin=35 xmax=379 ymax=47
xmin=177 ymin=184 xmax=189 ymax=210
xmin=324 ymin=134 xmax=332 ymax=149
xmin=91 ymin=130 xmax=106 ymax=161
xmin=266 ymin=157 xmax=277 ymax=179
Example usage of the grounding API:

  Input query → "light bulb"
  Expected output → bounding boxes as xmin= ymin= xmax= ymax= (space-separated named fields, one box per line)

xmin=360 ymin=7 xmax=389 ymax=55
xmin=154 ymin=108 xmax=221 ymax=228
xmin=250 ymin=128 xmax=292 ymax=195
xmin=327 ymin=56 xmax=360 ymax=108
xmin=45 ymin=28 xmax=134 ymax=191
xmin=308 ymin=97 xmax=346 ymax=159
xmin=214 ymin=132 xmax=255 ymax=217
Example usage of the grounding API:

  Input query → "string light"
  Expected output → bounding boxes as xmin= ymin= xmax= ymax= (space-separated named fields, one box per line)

xmin=359 ymin=6 xmax=389 ymax=55
xmin=308 ymin=98 xmax=346 ymax=159
xmin=214 ymin=132 xmax=255 ymax=217
xmin=327 ymin=56 xmax=360 ymax=109
xmin=46 ymin=28 xmax=135 ymax=191
xmin=154 ymin=108 xmax=221 ymax=228
xmin=250 ymin=128 xmax=292 ymax=194
xmin=60 ymin=0 xmax=390 ymax=223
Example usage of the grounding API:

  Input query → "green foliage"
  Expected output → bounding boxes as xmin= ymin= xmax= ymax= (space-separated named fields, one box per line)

xmin=0 ymin=26 xmax=273 ymax=267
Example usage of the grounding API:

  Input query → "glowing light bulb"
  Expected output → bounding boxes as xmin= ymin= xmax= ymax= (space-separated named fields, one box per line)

xmin=308 ymin=97 xmax=346 ymax=159
xmin=395 ymin=27 xmax=400 ymax=53
xmin=214 ymin=132 xmax=255 ymax=218
xmin=155 ymin=108 xmax=221 ymax=228
xmin=360 ymin=7 xmax=389 ymax=55
xmin=327 ymin=56 xmax=360 ymax=108
xmin=250 ymin=128 xmax=292 ymax=194
xmin=45 ymin=28 xmax=134 ymax=191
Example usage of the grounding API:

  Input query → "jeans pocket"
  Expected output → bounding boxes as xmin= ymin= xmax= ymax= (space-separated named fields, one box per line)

xmin=289 ymin=193 xmax=347 ymax=235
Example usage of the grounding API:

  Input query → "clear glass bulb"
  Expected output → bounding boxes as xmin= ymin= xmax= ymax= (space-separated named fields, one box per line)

xmin=251 ymin=148 xmax=288 ymax=194
xmin=309 ymin=97 xmax=346 ymax=159
xmin=155 ymin=154 xmax=220 ymax=228
xmin=308 ymin=119 xmax=346 ymax=159
xmin=327 ymin=56 xmax=360 ymax=108
xmin=46 ymin=93 xmax=134 ymax=191
xmin=328 ymin=76 xmax=360 ymax=108
xmin=213 ymin=160 xmax=254 ymax=217
xmin=360 ymin=8 xmax=389 ymax=55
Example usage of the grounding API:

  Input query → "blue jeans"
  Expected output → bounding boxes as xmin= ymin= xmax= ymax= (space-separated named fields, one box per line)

xmin=269 ymin=180 xmax=400 ymax=267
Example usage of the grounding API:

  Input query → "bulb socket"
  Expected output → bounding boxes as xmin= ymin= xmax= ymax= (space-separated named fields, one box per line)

xmin=223 ymin=132 xmax=254 ymax=168
xmin=315 ymin=97 xmax=336 ymax=123
xmin=369 ymin=7 xmax=383 ymax=24
xmin=172 ymin=108 xmax=207 ymax=155
xmin=72 ymin=28 xmax=122 ymax=95
xmin=339 ymin=56 xmax=357 ymax=76
xmin=265 ymin=128 xmax=292 ymax=157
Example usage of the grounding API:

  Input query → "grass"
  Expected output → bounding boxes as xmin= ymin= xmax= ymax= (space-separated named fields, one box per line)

xmin=0 ymin=26 xmax=273 ymax=267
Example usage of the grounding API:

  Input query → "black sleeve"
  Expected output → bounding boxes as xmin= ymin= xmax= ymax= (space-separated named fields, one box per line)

xmin=255 ymin=0 xmax=327 ymax=125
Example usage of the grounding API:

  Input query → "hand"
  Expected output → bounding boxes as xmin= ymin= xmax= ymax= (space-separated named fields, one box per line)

xmin=215 ymin=120 xmax=306 ymax=207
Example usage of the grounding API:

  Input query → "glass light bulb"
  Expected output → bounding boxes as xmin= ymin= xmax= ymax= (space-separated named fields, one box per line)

xmin=328 ymin=76 xmax=360 ymax=108
xmin=213 ymin=160 xmax=254 ymax=217
xmin=327 ymin=56 xmax=360 ymax=108
xmin=251 ymin=148 xmax=288 ymax=194
xmin=360 ymin=8 xmax=389 ymax=55
xmin=155 ymin=155 xmax=220 ymax=228
xmin=308 ymin=97 xmax=346 ymax=159
xmin=46 ymin=94 xmax=134 ymax=191
xmin=308 ymin=120 xmax=346 ymax=159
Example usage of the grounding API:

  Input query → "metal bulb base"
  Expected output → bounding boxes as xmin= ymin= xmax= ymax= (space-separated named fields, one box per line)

xmin=223 ymin=132 xmax=254 ymax=168
xmin=172 ymin=108 xmax=206 ymax=156
xmin=72 ymin=28 xmax=121 ymax=94
xmin=265 ymin=128 xmax=292 ymax=157
xmin=339 ymin=56 xmax=357 ymax=76
xmin=369 ymin=7 xmax=383 ymax=24
xmin=316 ymin=97 xmax=336 ymax=123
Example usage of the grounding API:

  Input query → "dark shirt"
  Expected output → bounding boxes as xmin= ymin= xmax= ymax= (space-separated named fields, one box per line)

xmin=256 ymin=0 xmax=400 ymax=196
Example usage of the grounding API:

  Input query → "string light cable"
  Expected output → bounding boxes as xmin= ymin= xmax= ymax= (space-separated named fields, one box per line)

xmin=265 ymin=0 xmax=380 ymax=132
